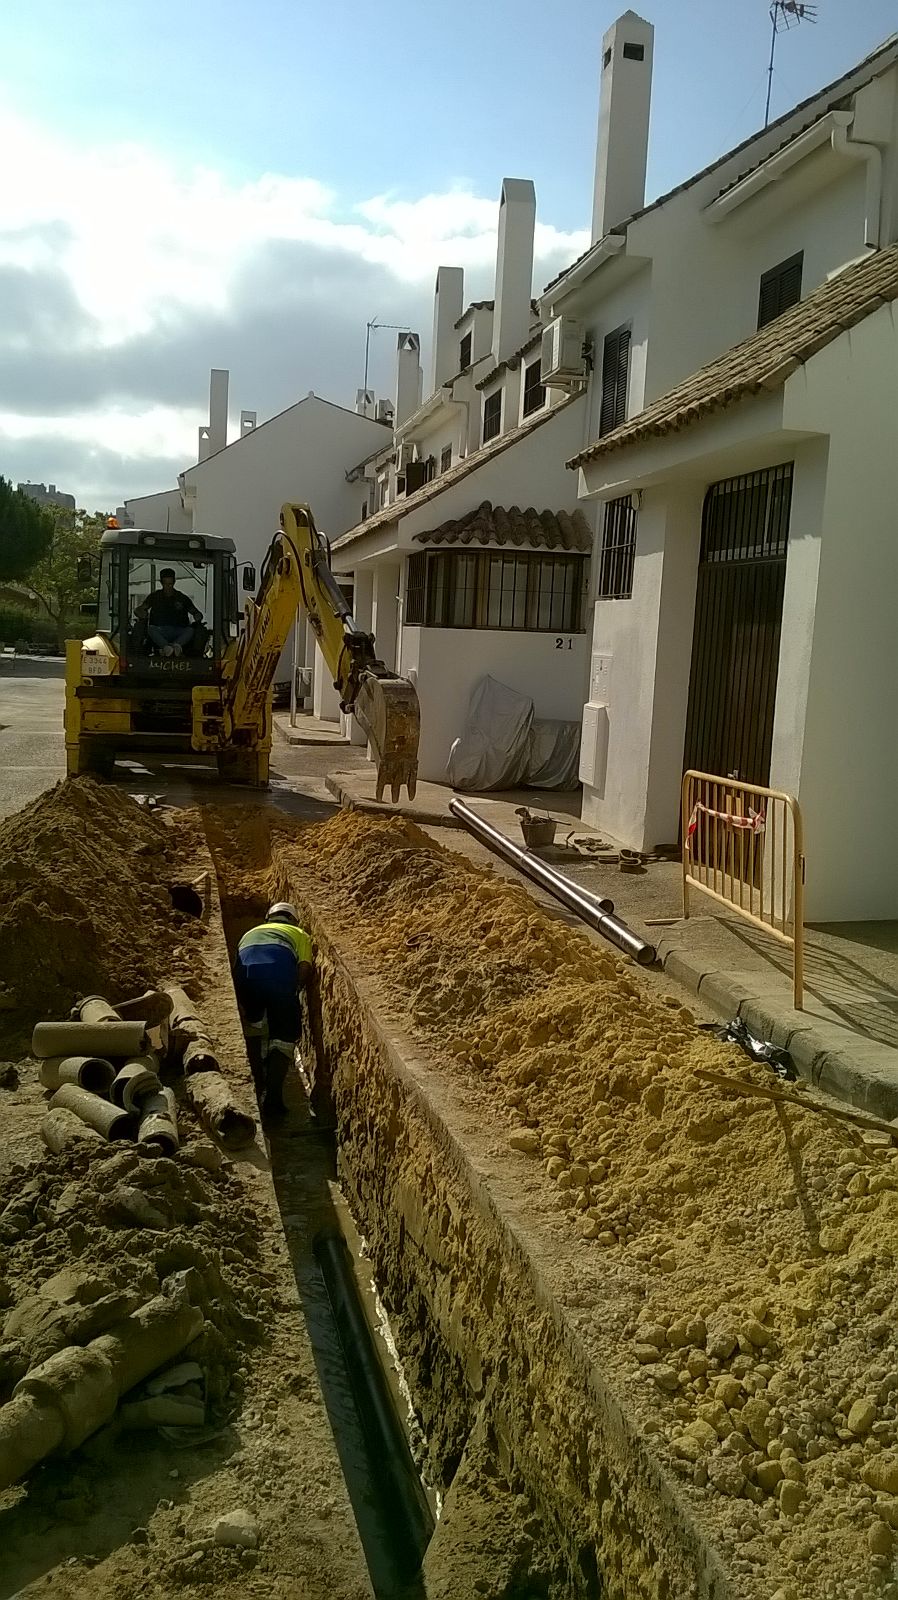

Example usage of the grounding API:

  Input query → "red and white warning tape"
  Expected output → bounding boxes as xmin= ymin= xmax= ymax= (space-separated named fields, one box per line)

xmin=687 ymin=801 xmax=766 ymax=850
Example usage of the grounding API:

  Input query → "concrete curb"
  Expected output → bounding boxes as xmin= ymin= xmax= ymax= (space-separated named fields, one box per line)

xmin=655 ymin=935 xmax=898 ymax=1122
xmin=273 ymin=717 xmax=348 ymax=748
xmin=324 ymin=773 xmax=462 ymax=829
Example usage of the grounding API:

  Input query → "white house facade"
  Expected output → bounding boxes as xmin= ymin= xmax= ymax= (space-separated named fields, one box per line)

xmin=547 ymin=15 xmax=898 ymax=919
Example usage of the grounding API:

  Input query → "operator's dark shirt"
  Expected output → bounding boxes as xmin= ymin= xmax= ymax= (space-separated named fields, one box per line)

xmin=144 ymin=589 xmax=200 ymax=627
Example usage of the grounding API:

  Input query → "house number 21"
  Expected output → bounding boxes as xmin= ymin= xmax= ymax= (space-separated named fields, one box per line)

xmin=555 ymin=637 xmax=573 ymax=649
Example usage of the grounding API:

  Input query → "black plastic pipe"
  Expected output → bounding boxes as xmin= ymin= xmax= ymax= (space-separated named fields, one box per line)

xmin=314 ymin=1230 xmax=434 ymax=1575
xmin=449 ymin=798 xmax=656 ymax=967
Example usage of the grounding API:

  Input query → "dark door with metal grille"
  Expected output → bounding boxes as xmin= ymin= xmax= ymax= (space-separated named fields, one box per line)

xmin=683 ymin=464 xmax=793 ymax=785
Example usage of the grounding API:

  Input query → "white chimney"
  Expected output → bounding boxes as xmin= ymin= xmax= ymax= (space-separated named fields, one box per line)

xmin=592 ymin=11 xmax=654 ymax=243
xmin=395 ymin=332 xmax=422 ymax=427
xmin=240 ymin=410 xmax=257 ymax=437
xmin=492 ymin=178 xmax=536 ymax=365
xmin=355 ymin=388 xmax=376 ymax=419
xmin=208 ymin=367 xmax=229 ymax=454
xmin=430 ymin=266 xmax=464 ymax=394
xmin=197 ymin=425 xmax=212 ymax=463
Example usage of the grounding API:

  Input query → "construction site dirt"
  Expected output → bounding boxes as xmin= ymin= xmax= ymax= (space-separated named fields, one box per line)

xmin=3 ymin=779 xmax=898 ymax=1599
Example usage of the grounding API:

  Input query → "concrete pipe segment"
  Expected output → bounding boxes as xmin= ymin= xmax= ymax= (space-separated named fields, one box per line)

xmin=32 ymin=1021 xmax=148 ymax=1060
xmin=39 ymin=1055 xmax=116 ymax=1094
xmin=112 ymin=1058 xmax=162 ymax=1113
xmin=72 ymin=995 xmax=122 ymax=1026
xmin=138 ymin=1086 xmax=179 ymax=1154
xmin=40 ymin=1109 xmax=105 ymax=1155
xmin=49 ymin=1084 xmax=133 ymax=1141
xmin=0 ymin=1277 xmax=203 ymax=1489
xmin=163 ymin=985 xmax=220 ymax=1074
xmin=185 ymin=1072 xmax=256 ymax=1150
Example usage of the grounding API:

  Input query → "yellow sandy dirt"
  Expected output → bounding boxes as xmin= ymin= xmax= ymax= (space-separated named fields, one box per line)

xmin=210 ymin=805 xmax=898 ymax=1600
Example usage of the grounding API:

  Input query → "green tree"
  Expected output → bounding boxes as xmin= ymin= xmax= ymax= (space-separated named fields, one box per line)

xmin=0 ymin=476 xmax=54 ymax=581
xmin=23 ymin=505 xmax=106 ymax=648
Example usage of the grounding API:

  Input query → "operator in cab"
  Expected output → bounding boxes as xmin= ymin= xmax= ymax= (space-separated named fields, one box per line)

xmin=137 ymin=567 xmax=203 ymax=657
xmin=233 ymin=901 xmax=313 ymax=1117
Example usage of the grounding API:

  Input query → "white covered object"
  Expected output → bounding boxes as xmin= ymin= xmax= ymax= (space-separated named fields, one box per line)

xmin=447 ymin=675 xmax=580 ymax=791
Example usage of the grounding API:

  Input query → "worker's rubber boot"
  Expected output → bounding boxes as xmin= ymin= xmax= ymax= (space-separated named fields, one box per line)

xmin=262 ymin=1047 xmax=291 ymax=1119
xmin=245 ymin=1034 xmax=265 ymax=1098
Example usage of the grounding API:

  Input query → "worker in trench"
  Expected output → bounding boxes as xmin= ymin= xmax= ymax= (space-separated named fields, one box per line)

xmin=232 ymin=901 xmax=312 ymax=1116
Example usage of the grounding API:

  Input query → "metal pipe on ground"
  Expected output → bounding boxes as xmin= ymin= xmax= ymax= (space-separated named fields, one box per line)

xmin=448 ymin=798 xmax=656 ymax=967
xmin=315 ymin=1230 xmax=434 ymax=1575
xmin=138 ymin=1086 xmax=179 ymax=1154
xmin=32 ymin=1021 xmax=148 ymax=1060
xmin=49 ymin=1084 xmax=134 ymax=1142
xmin=112 ymin=1058 xmax=162 ymax=1113
xmin=185 ymin=1073 xmax=256 ymax=1150
xmin=163 ymin=986 xmax=220 ymax=1074
xmin=39 ymin=1056 xmax=116 ymax=1095
xmin=0 ymin=1276 xmax=203 ymax=1489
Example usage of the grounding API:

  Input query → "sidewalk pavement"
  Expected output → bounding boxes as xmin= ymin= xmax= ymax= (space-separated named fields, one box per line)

xmin=273 ymin=710 xmax=348 ymax=747
xmin=324 ymin=762 xmax=898 ymax=1122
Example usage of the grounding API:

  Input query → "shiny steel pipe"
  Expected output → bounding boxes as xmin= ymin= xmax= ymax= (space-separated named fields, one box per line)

xmin=448 ymin=798 xmax=656 ymax=967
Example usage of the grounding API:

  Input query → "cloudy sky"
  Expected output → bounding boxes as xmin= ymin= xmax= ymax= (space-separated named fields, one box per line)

xmin=1 ymin=0 xmax=895 ymax=511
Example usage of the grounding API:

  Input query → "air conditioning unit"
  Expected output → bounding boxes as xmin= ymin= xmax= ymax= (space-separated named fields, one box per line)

xmin=541 ymin=316 xmax=587 ymax=386
xmin=376 ymin=398 xmax=395 ymax=426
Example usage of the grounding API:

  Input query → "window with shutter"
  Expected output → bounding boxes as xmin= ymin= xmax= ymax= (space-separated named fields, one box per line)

xmin=757 ymin=252 xmax=803 ymax=329
xmin=440 ymin=445 xmax=452 ymax=473
xmin=405 ymin=553 xmax=427 ymax=625
xmin=522 ymin=359 xmax=546 ymax=417
xmin=459 ymin=331 xmax=472 ymax=370
xmin=599 ymin=326 xmax=631 ymax=438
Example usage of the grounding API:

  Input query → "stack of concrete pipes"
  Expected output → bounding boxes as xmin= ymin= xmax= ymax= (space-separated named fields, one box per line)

xmin=33 ymin=987 xmax=256 ymax=1156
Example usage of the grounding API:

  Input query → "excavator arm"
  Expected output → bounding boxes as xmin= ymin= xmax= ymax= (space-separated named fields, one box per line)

xmin=221 ymin=503 xmax=419 ymax=801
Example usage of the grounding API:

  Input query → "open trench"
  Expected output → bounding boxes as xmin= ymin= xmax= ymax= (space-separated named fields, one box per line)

xmin=210 ymin=854 xmax=726 ymax=1600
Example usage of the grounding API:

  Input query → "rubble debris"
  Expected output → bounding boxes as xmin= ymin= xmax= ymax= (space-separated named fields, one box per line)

xmin=211 ymin=1508 xmax=259 ymax=1549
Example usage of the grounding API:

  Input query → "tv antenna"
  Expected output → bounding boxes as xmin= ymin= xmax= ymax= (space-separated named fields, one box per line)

xmin=362 ymin=316 xmax=408 ymax=393
xmin=766 ymin=2 xmax=818 ymax=126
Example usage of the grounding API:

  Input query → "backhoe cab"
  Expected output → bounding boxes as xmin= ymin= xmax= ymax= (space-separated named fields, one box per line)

xmin=66 ymin=527 xmax=251 ymax=779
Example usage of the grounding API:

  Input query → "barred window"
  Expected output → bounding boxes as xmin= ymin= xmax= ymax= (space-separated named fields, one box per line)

xmin=522 ymin=358 xmax=546 ymax=417
xmin=597 ymin=496 xmax=638 ymax=599
xmin=482 ymin=390 xmax=502 ymax=443
xmin=408 ymin=549 xmax=586 ymax=632
xmin=405 ymin=552 xmax=427 ymax=625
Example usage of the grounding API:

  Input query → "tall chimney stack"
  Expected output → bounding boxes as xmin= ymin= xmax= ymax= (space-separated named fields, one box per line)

xmin=395 ymin=332 xmax=422 ymax=427
xmin=492 ymin=179 xmax=536 ymax=365
xmin=430 ymin=266 xmax=464 ymax=394
xmin=592 ymin=11 xmax=654 ymax=244
xmin=208 ymin=368 xmax=229 ymax=455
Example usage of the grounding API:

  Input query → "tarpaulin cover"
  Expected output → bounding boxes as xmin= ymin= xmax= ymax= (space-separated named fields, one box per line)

xmin=447 ymin=675 xmax=581 ymax=791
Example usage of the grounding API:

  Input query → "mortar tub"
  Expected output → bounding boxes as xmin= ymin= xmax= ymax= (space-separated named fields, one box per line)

xmin=72 ymin=995 xmax=121 ymax=1025
xmin=32 ymin=1020 xmax=148 ymax=1060
xmin=163 ymin=985 xmax=220 ymax=1073
xmin=41 ymin=1108 xmax=105 ymax=1155
xmin=0 ymin=1281 xmax=204 ymax=1488
xmin=112 ymin=1057 xmax=162 ymax=1113
xmin=49 ymin=1084 xmax=134 ymax=1142
xmin=39 ymin=1055 xmax=116 ymax=1095
xmin=185 ymin=1071 xmax=256 ymax=1150
xmin=138 ymin=1085 xmax=179 ymax=1154
xmin=449 ymin=798 xmax=656 ymax=966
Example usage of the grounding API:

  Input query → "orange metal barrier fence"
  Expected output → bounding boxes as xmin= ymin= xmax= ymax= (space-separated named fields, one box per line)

xmin=681 ymin=769 xmax=806 ymax=1009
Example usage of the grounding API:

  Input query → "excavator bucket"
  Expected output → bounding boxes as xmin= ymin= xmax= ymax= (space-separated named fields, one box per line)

xmin=354 ymin=673 xmax=420 ymax=804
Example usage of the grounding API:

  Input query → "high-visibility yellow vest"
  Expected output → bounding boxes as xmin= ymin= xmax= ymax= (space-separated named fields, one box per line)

xmin=238 ymin=921 xmax=312 ymax=966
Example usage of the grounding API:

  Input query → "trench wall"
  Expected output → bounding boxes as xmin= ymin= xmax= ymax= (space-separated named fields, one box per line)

xmin=286 ymin=877 xmax=738 ymax=1600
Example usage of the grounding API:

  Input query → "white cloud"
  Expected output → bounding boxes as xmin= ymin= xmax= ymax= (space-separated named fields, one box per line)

xmin=0 ymin=108 xmax=588 ymax=504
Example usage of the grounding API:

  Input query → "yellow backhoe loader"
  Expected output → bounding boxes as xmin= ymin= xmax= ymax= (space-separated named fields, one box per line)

xmin=65 ymin=503 xmax=419 ymax=800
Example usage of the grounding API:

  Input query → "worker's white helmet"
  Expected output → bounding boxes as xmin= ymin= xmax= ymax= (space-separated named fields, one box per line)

xmin=267 ymin=901 xmax=299 ymax=926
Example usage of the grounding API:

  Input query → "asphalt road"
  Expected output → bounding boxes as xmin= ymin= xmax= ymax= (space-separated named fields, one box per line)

xmin=0 ymin=659 xmax=366 ymax=824
xmin=0 ymin=658 xmax=67 ymax=819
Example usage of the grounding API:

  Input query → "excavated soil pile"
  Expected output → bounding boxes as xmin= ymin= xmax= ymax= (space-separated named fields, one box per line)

xmin=0 ymin=1137 xmax=269 ymax=1413
xmin=0 ymin=778 xmax=205 ymax=1039
xmin=227 ymin=805 xmax=898 ymax=1600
